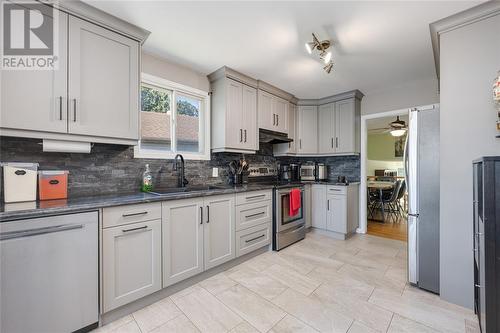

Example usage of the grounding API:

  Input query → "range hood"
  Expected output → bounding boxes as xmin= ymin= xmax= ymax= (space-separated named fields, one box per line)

xmin=259 ymin=129 xmax=293 ymax=144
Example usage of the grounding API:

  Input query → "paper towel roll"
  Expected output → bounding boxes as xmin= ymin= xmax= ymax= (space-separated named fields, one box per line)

xmin=43 ymin=139 xmax=91 ymax=153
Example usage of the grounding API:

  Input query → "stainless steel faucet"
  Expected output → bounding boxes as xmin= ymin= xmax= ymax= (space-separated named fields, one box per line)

xmin=173 ymin=154 xmax=189 ymax=187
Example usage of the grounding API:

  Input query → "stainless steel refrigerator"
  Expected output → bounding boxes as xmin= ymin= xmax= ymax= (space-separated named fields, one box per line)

xmin=404 ymin=104 xmax=440 ymax=294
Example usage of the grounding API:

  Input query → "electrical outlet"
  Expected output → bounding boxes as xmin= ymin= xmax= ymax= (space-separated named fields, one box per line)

xmin=212 ymin=167 xmax=219 ymax=177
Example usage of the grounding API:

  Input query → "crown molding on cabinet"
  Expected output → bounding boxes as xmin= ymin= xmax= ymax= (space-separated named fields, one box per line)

xmin=257 ymin=80 xmax=295 ymax=102
xmin=430 ymin=1 xmax=500 ymax=80
xmin=39 ymin=0 xmax=151 ymax=43
xmin=297 ymin=90 xmax=364 ymax=106
xmin=208 ymin=66 xmax=258 ymax=88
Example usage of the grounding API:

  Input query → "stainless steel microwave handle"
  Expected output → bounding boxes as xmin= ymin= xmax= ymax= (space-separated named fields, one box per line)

xmin=0 ymin=224 xmax=83 ymax=241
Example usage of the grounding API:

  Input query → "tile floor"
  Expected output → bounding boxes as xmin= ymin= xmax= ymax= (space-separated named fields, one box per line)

xmin=93 ymin=231 xmax=480 ymax=333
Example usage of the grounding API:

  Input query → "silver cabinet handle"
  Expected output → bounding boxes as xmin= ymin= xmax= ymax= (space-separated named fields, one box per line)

xmin=335 ymin=137 xmax=339 ymax=148
xmin=276 ymin=115 xmax=279 ymax=126
xmin=122 ymin=225 xmax=148 ymax=233
xmin=327 ymin=200 xmax=330 ymax=211
xmin=273 ymin=114 xmax=276 ymax=126
xmin=73 ymin=98 xmax=77 ymax=122
xmin=244 ymin=129 xmax=247 ymax=143
xmin=206 ymin=205 xmax=210 ymax=223
xmin=0 ymin=224 xmax=83 ymax=241
xmin=58 ymin=96 xmax=63 ymax=120
xmin=299 ymin=139 xmax=302 ymax=149
xmin=240 ymin=129 xmax=243 ymax=142
xmin=245 ymin=211 xmax=265 ymax=219
xmin=331 ymin=138 xmax=334 ymax=148
xmin=329 ymin=188 xmax=342 ymax=192
xmin=122 ymin=211 xmax=148 ymax=217
xmin=245 ymin=234 xmax=265 ymax=243
xmin=200 ymin=206 xmax=203 ymax=225
xmin=246 ymin=194 xmax=266 ymax=200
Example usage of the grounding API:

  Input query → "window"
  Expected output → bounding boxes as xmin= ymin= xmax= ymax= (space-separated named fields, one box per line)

xmin=134 ymin=74 xmax=210 ymax=160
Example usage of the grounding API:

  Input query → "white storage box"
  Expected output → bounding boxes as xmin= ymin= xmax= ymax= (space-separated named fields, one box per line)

xmin=2 ymin=163 xmax=39 ymax=203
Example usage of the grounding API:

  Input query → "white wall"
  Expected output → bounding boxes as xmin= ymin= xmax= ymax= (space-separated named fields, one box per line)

xmin=439 ymin=13 xmax=500 ymax=309
xmin=362 ymin=77 xmax=439 ymax=115
xmin=142 ymin=52 xmax=210 ymax=92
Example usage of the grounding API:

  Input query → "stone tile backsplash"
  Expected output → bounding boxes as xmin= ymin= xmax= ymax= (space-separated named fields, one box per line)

xmin=0 ymin=136 xmax=359 ymax=198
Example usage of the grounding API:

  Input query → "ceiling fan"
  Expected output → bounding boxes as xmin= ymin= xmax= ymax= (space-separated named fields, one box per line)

xmin=370 ymin=116 xmax=408 ymax=137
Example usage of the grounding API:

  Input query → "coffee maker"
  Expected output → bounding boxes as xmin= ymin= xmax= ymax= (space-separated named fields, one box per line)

xmin=279 ymin=164 xmax=300 ymax=182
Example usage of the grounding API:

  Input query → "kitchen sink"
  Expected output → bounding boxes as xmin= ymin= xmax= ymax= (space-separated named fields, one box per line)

xmin=149 ymin=185 xmax=231 ymax=196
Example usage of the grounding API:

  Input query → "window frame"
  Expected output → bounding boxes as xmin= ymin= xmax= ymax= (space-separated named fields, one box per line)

xmin=134 ymin=73 xmax=211 ymax=160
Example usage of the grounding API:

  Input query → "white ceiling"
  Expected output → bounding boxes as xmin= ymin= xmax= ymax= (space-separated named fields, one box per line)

xmin=85 ymin=1 xmax=481 ymax=99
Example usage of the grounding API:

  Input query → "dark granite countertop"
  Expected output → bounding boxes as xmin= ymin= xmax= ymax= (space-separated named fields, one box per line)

xmin=0 ymin=184 xmax=275 ymax=222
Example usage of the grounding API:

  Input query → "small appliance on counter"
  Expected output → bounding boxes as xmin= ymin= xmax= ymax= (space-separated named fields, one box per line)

xmin=279 ymin=164 xmax=300 ymax=182
xmin=2 ymin=163 xmax=39 ymax=203
xmin=38 ymin=171 xmax=69 ymax=200
xmin=300 ymin=163 xmax=315 ymax=181
xmin=315 ymin=163 xmax=328 ymax=181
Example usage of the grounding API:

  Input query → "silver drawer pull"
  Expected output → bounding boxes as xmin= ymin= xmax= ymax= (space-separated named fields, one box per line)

xmin=0 ymin=224 xmax=83 ymax=241
xmin=245 ymin=212 xmax=265 ymax=219
xmin=122 ymin=225 xmax=148 ymax=233
xmin=122 ymin=211 xmax=148 ymax=217
xmin=246 ymin=194 xmax=266 ymax=200
xmin=329 ymin=189 xmax=342 ymax=191
xmin=245 ymin=234 xmax=265 ymax=243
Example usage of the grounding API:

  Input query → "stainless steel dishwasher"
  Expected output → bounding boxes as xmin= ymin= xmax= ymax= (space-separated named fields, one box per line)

xmin=0 ymin=211 xmax=99 ymax=333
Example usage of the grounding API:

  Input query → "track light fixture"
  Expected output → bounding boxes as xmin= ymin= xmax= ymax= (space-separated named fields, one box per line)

xmin=305 ymin=33 xmax=334 ymax=74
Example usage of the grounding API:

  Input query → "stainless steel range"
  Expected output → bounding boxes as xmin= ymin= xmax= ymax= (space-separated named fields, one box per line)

xmin=248 ymin=167 xmax=306 ymax=250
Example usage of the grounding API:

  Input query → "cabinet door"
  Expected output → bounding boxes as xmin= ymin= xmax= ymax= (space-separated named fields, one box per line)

xmin=1 ymin=10 xmax=67 ymax=133
xmin=162 ymin=199 xmax=204 ymax=287
xmin=304 ymin=184 xmax=312 ymax=228
xmin=274 ymin=97 xmax=288 ymax=134
xmin=258 ymin=90 xmax=273 ymax=130
xmin=103 ymin=220 xmax=162 ymax=312
xmin=288 ymin=104 xmax=297 ymax=153
xmin=226 ymin=79 xmax=244 ymax=148
xmin=327 ymin=195 xmax=347 ymax=234
xmin=318 ymin=103 xmax=335 ymax=154
xmin=242 ymin=84 xmax=257 ymax=150
xmin=311 ymin=185 xmax=326 ymax=229
xmin=68 ymin=16 xmax=139 ymax=139
xmin=203 ymin=194 xmax=236 ymax=270
xmin=297 ymin=106 xmax=318 ymax=154
xmin=335 ymin=99 xmax=355 ymax=153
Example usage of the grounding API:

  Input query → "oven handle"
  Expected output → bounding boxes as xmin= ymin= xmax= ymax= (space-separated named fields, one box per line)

xmin=286 ymin=224 xmax=305 ymax=234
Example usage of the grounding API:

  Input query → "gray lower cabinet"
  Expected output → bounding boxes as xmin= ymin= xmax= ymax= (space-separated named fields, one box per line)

xmin=162 ymin=198 xmax=204 ymax=287
xmin=162 ymin=194 xmax=235 ymax=287
xmin=203 ymin=194 xmax=236 ymax=270
xmin=327 ymin=195 xmax=347 ymax=234
xmin=102 ymin=219 xmax=162 ymax=312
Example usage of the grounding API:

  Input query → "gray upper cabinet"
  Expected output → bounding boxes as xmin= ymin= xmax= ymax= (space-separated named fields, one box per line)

xmin=297 ymin=106 xmax=318 ymax=154
xmin=209 ymin=68 xmax=258 ymax=153
xmin=258 ymin=90 xmax=289 ymax=134
xmin=335 ymin=98 xmax=359 ymax=154
xmin=0 ymin=3 xmax=148 ymax=145
xmin=68 ymin=16 xmax=139 ymax=140
xmin=1 ymin=10 xmax=68 ymax=134
xmin=318 ymin=103 xmax=336 ymax=154
xmin=273 ymin=102 xmax=297 ymax=155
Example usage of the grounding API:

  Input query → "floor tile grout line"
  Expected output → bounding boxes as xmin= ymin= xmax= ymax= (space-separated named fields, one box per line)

xmin=385 ymin=313 xmax=395 ymax=333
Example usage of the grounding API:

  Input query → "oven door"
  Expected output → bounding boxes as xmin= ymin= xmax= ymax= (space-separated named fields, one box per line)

xmin=276 ymin=187 xmax=304 ymax=233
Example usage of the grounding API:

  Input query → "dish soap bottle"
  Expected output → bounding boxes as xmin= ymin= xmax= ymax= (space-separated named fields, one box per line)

xmin=141 ymin=164 xmax=153 ymax=192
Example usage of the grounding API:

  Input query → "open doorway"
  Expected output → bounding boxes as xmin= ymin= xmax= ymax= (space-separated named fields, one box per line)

xmin=359 ymin=109 xmax=409 ymax=242
xmin=365 ymin=115 xmax=408 ymax=241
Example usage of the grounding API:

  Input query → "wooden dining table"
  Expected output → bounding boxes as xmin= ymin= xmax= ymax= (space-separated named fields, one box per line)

xmin=367 ymin=181 xmax=395 ymax=222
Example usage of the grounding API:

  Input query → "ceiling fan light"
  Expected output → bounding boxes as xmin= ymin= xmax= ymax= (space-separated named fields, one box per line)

xmin=390 ymin=129 xmax=406 ymax=137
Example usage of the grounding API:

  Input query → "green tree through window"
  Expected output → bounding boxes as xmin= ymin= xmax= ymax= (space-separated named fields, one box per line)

xmin=141 ymin=85 xmax=170 ymax=113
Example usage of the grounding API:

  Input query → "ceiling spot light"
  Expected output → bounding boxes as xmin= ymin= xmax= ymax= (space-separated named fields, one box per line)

xmin=305 ymin=33 xmax=334 ymax=74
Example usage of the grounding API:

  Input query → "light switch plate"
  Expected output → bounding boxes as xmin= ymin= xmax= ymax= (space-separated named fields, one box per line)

xmin=212 ymin=167 xmax=218 ymax=177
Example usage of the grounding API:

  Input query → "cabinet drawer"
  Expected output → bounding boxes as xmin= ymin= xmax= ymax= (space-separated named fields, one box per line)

xmin=327 ymin=186 xmax=346 ymax=195
xmin=236 ymin=200 xmax=272 ymax=231
xmin=103 ymin=202 xmax=161 ymax=228
xmin=236 ymin=190 xmax=272 ymax=205
xmin=236 ymin=223 xmax=271 ymax=257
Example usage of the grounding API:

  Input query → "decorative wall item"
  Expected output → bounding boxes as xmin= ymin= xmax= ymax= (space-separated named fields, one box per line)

xmin=394 ymin=136 xmax=405 ymax=158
